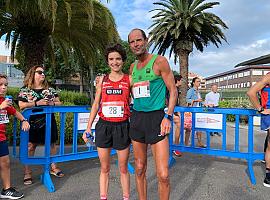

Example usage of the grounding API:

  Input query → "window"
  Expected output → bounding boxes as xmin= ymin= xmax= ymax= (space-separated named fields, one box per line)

xmin=244 ymin=71 xmax=250 ymax=76
xmin=264 ymin=71 xmax=270 ymax=75
xmin=247 ymin=82 xmax=250 ymax=87
xmin=252 ymin=70 xmax=262 ymax=75
xmin=215 ymin=78 xmax=219 ymax=82
xmin=238 ymin=73 xmax=243 ymax=78
xmin=224 ymin=76 xmax=228 ymax=80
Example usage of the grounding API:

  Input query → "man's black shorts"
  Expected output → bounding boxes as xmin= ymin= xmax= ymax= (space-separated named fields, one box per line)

xmin=95 ymin=118 xmax=130 ymax=150
xmin=129 ymin=110 xmax=166 ymax=144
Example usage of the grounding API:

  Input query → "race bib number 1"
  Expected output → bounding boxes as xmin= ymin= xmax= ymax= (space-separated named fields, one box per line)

xmin=133 ymin=81 xmax=150 ymax=98
xmin=102 ymin=102 xmax=124 ymax=118
xmin=0 ymin=110 xmax=9 ymax=124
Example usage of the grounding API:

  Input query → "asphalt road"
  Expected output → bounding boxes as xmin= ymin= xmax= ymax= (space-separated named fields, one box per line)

xmin=4 ymin=124 xmax=270 ymax=200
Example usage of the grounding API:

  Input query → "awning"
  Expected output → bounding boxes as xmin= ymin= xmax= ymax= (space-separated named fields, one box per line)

xmin=235 ymin=54 xmax=270 ymax=67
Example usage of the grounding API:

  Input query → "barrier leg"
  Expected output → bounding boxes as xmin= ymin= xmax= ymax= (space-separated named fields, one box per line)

xmin=168 ymin=155 xmax=176 ymax=168
xmin=247 ymin=159 xmax=256 ymax=185
xmin=40 ymin=164 xmax=55 ymax=192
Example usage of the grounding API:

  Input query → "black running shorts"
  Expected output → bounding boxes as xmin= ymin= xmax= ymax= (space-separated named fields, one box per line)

xmin=95 ymin=118 xmax=130 ymax=150
xmin=129 ymin=110 xmax=166 ymax=144
xmin=0 ymin=140 xmax=9 ymax=157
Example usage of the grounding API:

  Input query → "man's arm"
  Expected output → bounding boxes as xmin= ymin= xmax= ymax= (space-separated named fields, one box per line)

xmin=156 ymin=56 xmax=177 ymax=115
xmin=155 ymin=56 xmax=177 ymax=135
xmin=247 ymin=74 xmax=270 ymax=114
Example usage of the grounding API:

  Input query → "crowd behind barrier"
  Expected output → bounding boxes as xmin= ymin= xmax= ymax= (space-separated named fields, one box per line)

xmin=169 ymin=106 xmax=264 ymax=185
xmin=11 ymin=105 xmax=264 ymax=192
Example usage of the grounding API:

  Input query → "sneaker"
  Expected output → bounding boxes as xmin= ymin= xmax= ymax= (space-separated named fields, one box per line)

xmin=173 ymin=150 xmax=182 ymax=157
xmin=215 ymin=132 xmax=221 ymax=136
xmin=1 ymin=187 xmax=24 ymax=199
xmin=261 ymin=159 xmax=266 ymax=164
xmin=263 ymin=176 xmax=270 ymax=187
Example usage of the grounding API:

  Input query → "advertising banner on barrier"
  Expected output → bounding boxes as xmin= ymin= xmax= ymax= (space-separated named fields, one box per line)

xmin=195 ymin=113 xmax=223 ymax=129
xmin=77 ymin=113 xmax=99 ymax=130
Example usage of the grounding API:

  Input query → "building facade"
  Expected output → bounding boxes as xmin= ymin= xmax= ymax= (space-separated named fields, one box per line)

xmin=205 ymin=65 xmax=270 ymax=90
xmin=0 ymin=55 xmax=24 ymax=87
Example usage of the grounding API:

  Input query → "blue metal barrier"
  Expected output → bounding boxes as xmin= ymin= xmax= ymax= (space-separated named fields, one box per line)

xmin=15 ymin=106 xmax=134 ymax=192
xmin=169 ymin=106 xmax=263 ymax=185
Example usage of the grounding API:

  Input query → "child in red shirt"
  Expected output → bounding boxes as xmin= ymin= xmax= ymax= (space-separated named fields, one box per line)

xmin=0 ymin=74 xmax=30 ymax=199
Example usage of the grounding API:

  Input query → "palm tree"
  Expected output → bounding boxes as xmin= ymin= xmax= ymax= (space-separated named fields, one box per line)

xmin=148 ymin=0 xmax=228 ymax=105
xmin=0 ymin=0 xmax=118 ymax=74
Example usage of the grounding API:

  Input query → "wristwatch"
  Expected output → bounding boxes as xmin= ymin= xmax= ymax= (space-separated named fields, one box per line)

xmin=164 ymin=114 xmax=173 ymax=121
xmin=257 ymin=107 xmax=264 ymax=113
xmin=21 ymin=118 xmax=28 ymax=122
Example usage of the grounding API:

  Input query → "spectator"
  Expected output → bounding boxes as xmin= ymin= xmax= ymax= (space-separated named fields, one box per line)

xmin=186 ymin=77 xmax=206 ymax=148
xmin=172 ymin=75 xmax=182 ymax=157
xmin=0 ymin=74 xmax=30 ymax=199
xmin=205 ymin=84 xmax=221 ymax=136
xmin=18 ymin=65 xmax=63 ymax=186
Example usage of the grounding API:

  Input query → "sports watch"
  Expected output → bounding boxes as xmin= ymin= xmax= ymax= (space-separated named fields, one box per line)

xmin=164 ymin=114 xmax=173 ymax=121
xmin=257 ymin=107 xmax=264 ymax=113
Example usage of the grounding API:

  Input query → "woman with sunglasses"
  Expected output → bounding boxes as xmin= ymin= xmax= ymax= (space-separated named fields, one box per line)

xmin=17 ymin=65 xmax=63 ymax=185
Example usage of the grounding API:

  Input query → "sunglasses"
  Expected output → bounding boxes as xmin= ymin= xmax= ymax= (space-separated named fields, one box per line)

xmin=35 ymin=70 xmax=45 ymax=75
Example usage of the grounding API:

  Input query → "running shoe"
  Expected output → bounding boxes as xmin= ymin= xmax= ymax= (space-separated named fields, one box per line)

xmin=1 ymin=187 xmax=24 ymax=199
xmin=173 ymin=150 xmax=182 ymax=157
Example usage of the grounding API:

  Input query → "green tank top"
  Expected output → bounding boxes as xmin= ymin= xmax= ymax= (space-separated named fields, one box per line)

xmin=132 ymin=54 xmax=166 ymax=112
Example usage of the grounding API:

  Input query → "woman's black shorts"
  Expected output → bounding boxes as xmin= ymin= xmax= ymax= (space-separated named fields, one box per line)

xmin=95 ymin=118 xmax=130 ymax=150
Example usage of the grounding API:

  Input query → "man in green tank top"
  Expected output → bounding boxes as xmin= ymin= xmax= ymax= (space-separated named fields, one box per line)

xmin=128 ymin=28 xmax=177 ymax=200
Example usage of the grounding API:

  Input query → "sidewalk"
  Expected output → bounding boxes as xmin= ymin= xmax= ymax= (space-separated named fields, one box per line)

xmin=5 ymin=124 xmax=270 ymax=200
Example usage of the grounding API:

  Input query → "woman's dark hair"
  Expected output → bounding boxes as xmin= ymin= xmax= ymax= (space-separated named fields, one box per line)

xmin=174 ymin=75 xmax=182 ymax=83
xmin=105 ymin=43 xmax=127 ymax=62
xmin=191 ymin=77 xmax=200 ymax=88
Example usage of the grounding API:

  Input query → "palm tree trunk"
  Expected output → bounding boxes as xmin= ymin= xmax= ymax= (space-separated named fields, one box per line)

xmin=79 ymin=69 xmax=84 ymax=94
xmin=178 ymin=49 xmax=190 ymax=106
xmin=89 ymin=67 xmax=94 ymax=104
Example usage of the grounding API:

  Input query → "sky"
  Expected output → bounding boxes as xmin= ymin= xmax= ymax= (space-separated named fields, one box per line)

xmin=99 ymin=0 xmax=270 ymax=77
xmin=1 ymin=0 xmax=270 ymax=78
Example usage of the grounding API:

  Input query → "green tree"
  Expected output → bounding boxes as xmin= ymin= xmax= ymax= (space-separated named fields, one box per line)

xmin=0 ymin=0 xmax=118 ymax=74
xmin=149 ymin=0 xmax=228 ymax=105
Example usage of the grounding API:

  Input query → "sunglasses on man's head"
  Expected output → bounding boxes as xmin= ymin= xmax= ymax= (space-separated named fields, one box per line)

xmin=35 ymin=70 xmax=45 ymax=75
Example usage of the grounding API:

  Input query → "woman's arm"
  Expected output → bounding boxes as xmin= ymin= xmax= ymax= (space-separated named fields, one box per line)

xmin=186 ymin=88 xmax=193 ymax=104
xmin=82 ymin=76 xmax=103 ymax=143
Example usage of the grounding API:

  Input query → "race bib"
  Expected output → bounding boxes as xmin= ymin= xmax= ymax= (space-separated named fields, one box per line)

xmin=133 ymin=81 xmax=150 ymax=98
xmin=102 ymin=101 xmax=124 ymax=118
xmin=0 ymin=110 xmax=9 ymax=124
